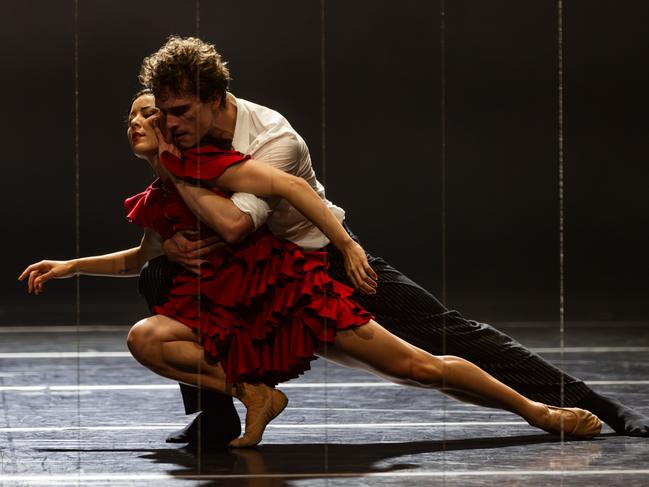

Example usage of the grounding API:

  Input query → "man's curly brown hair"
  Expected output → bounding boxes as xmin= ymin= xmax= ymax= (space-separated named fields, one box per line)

xmin=139 ymin=36 xmax=230 ymax=106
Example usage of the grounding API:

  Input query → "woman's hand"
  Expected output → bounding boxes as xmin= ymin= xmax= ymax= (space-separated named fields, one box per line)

xmin=341 ymin=240 xmax=378 ymax=295
xmin=152 ymin=115 xmax=181 ymax=160
xmin=151 ymin=118 xmax=181 ymax=183
xmin=18 ymin=260 xmax=77 ymax=295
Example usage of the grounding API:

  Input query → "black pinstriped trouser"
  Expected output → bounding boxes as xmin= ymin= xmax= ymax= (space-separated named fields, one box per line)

xmin=138 ymin=223 xmax=592 ymax=414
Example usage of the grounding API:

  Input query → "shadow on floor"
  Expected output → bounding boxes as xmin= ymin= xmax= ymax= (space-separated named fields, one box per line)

xmin=37 ymin=433 xmax=607 ymax=486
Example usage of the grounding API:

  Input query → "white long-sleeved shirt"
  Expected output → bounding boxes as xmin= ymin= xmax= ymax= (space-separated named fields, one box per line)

xmin=228 ymin=93 xmax=345 ymax=250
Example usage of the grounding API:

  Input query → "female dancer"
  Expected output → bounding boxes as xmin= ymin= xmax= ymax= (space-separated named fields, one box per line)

xmin=20 ymin=90 xmax=601 ymax=447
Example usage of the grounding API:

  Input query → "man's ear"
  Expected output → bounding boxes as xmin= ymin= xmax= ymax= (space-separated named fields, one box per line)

xmin=209 ymin=94 xmax=222 ymax=110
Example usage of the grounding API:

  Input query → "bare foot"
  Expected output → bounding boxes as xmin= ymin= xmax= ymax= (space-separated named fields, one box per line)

xmin=230 ymin=383 xmax=288 ymax=448
xmin=536 ymin=405 xmax=602 ymax=438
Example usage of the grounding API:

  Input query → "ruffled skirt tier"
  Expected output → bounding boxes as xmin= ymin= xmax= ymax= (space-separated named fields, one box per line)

xmin=153 ymin=229 xmax=371 ymax=386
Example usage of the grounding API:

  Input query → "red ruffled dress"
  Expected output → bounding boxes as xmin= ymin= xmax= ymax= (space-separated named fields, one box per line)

xmin=124 ymin=146 xmax=372 ymax=386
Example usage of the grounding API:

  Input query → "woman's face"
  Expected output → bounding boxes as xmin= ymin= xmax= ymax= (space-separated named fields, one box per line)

xmin=127 ymin=94 xmax=159 ymax=159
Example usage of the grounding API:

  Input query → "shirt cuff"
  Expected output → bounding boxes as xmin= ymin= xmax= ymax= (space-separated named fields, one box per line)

xmin=230 ymin=193 xmax=272 ymax=230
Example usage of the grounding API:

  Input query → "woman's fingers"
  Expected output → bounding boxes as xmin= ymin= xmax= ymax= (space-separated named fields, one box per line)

xmin=358 ymin=276 xmax=376 ymax=294
xmin=153 ymin=124 xmax=171 ymax=151
xmin=348 ymin=264 xmax=376 ymax=295
xmin=19 ymin=262 xmax=50 ymax=282
xmin=28 ymin=268 xmax=57 ymax=295
xmin=18 ymin=264 xmax=37 ymax=281
xmin=353 ymin=261 xmax=377 ymax=293
xmin=366 ymin=263 xmax=378 ymax=281
xmin=153 ymin=123 xmax=181 ymax=158
xmin=343 ymin=243 xmax=378 ymax=295
xmin=23 ymin=263 xmax=53 ymax=293
xmin=27 ymin=270 xmax=41 ymax=294
xmin=359 ymin=266 xmax=377 ymax=288
xmin=152 ymin=121 xmax=165 ymax=142
xmin=33 ymin=271 xmax=52 ymax=295
xmin=18 ymin=267 xmax=31 ymax=281
xmin=21 ymin=261 xmax=73 ymax=294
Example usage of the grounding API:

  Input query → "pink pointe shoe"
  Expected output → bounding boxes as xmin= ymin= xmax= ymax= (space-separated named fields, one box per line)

xmin=230 ymin=385 xmax=288 ymax=448
xmin=542 ymin=405 xmax=602 ymax=438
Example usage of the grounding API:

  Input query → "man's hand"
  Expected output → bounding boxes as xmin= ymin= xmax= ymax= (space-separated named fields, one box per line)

xmin=341 ymin=241 xmax=378 ymax=295
xmin=163 ymin=231 xmax=225 ymax=274
xmin=18 ymin=260 xmax=76 ymax=295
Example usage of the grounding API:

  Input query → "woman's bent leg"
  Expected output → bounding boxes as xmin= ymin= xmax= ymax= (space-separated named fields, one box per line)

xmin=138 ymin=257 xmax=239 ymax=444
xmin=127 ymin=315 xmax=230 ymax=391
xmin=319 ymin=320 xmax=600 ymax=438
xmin=127 ymin=315 xmax=287 ymax=447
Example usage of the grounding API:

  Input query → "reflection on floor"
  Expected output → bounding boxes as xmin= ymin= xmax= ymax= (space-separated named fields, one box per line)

xmin=0 ymin=322 xmax=648 ymax=486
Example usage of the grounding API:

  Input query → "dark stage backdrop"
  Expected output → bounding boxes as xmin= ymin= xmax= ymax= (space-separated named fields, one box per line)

xmin=1 ymin=0 xmax=647 ymax=327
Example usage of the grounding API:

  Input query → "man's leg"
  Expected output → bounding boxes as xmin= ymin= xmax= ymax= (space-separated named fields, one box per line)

xmin=325 ymin=223 xmax=649 ymax=436
xmin=138 ymin=256 xmax=241 ymax=444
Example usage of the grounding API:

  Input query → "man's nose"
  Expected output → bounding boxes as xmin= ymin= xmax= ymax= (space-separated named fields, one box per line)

xmin=165 ymin=114 xmax=179 ymax=131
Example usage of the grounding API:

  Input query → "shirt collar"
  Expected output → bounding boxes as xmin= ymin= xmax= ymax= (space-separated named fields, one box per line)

xmin=229 ymin=92 xmax=251 ymax=153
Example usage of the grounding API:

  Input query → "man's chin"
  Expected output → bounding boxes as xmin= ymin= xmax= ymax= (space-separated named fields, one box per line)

xmin=174 ymin=139 xmax=197 ymax=150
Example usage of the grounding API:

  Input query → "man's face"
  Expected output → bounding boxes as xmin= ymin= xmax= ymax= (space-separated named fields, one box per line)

xmin=156 ymin=93 xmax=217 ymax=149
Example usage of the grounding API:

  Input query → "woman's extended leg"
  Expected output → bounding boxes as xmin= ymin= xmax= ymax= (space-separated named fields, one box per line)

xmin=127 ymin=315 xmax=288 ymax=447
xmin=318 ymin=320 xmax=601 ymax=438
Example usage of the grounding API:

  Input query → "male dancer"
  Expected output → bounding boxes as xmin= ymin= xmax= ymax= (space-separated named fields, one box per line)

xmin=136 ymin=36 xmax=649 ymax=445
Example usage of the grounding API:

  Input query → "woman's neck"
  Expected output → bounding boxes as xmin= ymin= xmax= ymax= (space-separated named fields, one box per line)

xmin=148 ymin=155 xmax=168 ymax=181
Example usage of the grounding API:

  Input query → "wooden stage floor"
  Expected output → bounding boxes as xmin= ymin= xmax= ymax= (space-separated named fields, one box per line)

xmin=0 ymin=322 xmax=648 ymax=486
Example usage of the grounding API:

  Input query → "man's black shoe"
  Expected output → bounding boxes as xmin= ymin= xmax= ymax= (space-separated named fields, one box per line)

xmin=577 ymin=391 xmax=649 ymax=437
xmin=166 ymin=410 xmax=242 ymax=445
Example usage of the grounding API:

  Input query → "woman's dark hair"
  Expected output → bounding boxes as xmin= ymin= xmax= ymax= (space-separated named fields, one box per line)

xmin=131 ymin=87 xmax=154 ymax=104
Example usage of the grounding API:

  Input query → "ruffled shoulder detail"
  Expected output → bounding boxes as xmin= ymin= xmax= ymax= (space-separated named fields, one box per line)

xmin=161 ymin=145 xmax=251 ymax=182
xmin=124 ymin=181 xmax=157 ymax=227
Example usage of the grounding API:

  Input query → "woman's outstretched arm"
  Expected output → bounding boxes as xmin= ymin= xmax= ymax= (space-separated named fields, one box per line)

xmin=18 ymin=229 xmax=163 ymax=295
